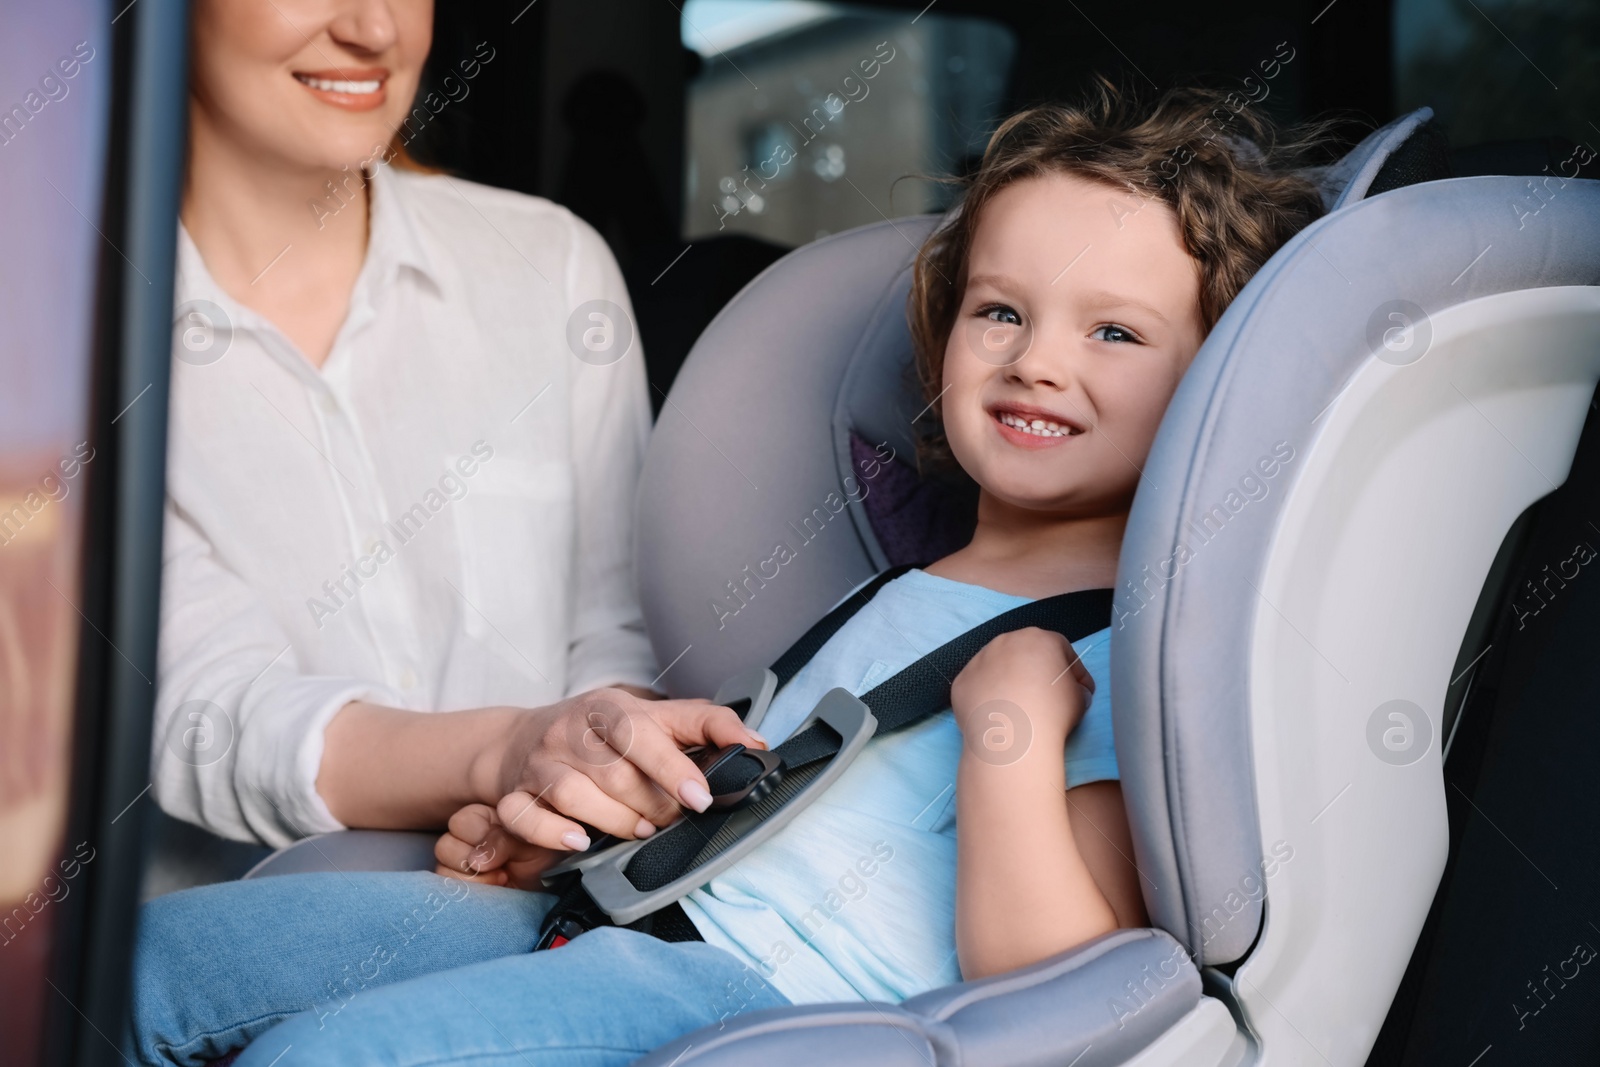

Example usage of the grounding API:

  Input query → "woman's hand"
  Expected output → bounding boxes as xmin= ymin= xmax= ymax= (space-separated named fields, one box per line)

xmin=317 ymin=688 xmax=764 ymax=847
xmin=433 ymin=803 xmax=555 ymax=890
xmin=473 ymin=687 xmax=767 ymax=854
xmin=950 ymin=627 xmax=1095 ymax=756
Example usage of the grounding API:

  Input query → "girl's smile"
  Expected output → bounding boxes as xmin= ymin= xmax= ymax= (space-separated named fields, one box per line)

xmin=989 ymin=402 xmax=1087 ymax=449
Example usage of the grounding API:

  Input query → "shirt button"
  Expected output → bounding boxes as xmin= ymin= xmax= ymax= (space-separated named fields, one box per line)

xmin=399 ymin=667 xmax=418 ymax=690
xmin=365 ymin=538 xmax=382 ymax=556
xmin=319 ymin=393 xmax=339 ymax=415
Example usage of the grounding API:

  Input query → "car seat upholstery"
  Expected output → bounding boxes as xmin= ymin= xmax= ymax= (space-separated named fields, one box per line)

xmin=242 ymin=107 xmax=1600 ymax=1065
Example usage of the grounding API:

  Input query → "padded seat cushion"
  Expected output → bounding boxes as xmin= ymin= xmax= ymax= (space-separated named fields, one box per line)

xmin=848 ymin=431 xmax=975 ymax=567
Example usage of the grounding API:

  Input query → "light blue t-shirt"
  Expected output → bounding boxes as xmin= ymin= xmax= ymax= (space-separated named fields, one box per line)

xmin=679 ymin=568 xmax=1117 ymax=1006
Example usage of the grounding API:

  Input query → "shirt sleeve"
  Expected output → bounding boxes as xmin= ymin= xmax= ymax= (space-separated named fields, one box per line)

xmin=559 ymin=214 xmax=661 ymax=696
xmin=1064 ymin=631 xmax=1120 ymax=789
xmin=154 ymin=499 xmax=404 ymax=847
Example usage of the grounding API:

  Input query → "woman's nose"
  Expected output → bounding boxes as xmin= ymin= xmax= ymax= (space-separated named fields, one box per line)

xmin=326 ymin=0 xmax=401 ymax=56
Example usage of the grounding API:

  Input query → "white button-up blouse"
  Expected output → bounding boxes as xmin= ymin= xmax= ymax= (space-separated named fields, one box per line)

xmin=155 ymin=164 xmax=659 ymax=846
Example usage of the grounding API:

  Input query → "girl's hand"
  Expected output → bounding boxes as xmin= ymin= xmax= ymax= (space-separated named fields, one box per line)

xmin=434 ymin=803 xmax=558 ymax=890
xmin=474 ymin=687 xmax=767 ymax=855
xmin=950 ymin=628 xmax=1095 ymax=755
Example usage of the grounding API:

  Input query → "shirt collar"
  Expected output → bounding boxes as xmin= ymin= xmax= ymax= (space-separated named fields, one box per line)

xmin=173 ymin=158 xmax=444 ymax=318
xmin=365 ymin=159 xmax=442 ymax=293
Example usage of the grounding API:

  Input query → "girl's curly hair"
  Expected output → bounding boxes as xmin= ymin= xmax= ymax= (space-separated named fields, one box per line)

xmin=907 ymin=72 xmax=1349 ymax=472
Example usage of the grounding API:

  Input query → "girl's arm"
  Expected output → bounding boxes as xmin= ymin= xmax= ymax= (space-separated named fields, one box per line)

xmin=950 ymin=627 xmax=1148 ymax=981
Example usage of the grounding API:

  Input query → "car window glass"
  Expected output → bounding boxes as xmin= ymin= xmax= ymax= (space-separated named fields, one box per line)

xmin=682 ymin=0 xmax=1016 ymax=245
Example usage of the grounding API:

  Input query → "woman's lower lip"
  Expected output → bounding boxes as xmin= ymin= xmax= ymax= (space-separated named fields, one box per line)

xmin=993 ymin=415 xmax=1081 ymax=450
xmin=295 ymin=78 xmax=387 ymax=112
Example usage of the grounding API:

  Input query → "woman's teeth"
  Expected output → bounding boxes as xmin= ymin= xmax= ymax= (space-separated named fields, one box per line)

xmin=998 ymin=411 xmax=1079 ymax=438
xmin=295 ymin=74 xmax=382 ymax=94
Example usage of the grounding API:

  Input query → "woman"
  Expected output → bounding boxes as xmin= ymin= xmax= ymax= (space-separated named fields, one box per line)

xmin=156 ymin=0 xmax=755 ymax=854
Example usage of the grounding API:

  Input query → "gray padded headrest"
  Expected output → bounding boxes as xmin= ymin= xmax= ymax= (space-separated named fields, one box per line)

xmin=638 ymin=216 xmax=941 ymax=698
xmin=639 ymin=110 xmax=1445 ymax=664
xmin=1297 ymin=106 xmax=1438 ymax=212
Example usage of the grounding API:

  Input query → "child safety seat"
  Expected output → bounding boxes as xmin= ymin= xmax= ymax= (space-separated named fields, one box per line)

xmin=243 ymin=107 xmax=1600 ymax=1065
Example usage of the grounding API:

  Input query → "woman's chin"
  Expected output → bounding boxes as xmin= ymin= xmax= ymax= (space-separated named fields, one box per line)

xmin=271 ymin=129 xmax=395 ymax=174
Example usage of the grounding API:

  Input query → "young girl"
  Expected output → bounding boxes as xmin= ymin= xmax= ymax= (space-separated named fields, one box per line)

xmin=129 ymin=78 xmax=1335 ymax=1066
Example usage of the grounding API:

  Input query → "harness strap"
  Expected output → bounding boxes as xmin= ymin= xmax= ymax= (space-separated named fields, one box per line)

xmin=535 ymin=880 xmax=702 ymax=950
xmin=618 ymin=583 xmax=1114 ymax=894
xmin=767 ymin=565 xmax=917 ymax=690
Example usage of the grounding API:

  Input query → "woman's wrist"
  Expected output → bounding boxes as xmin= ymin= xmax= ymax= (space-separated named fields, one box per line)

xmin=466 ymin=704 xmax=524 ymax=805
xmin=317 ymin=701 xmax=520 ymax=829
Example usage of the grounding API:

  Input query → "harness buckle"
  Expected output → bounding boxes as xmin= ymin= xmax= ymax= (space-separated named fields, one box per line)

xmin=686 ymin=742 xmax=785 ymax=810
xmin=533 ymin=914 xmax=588 ymax=951
xmin=534 ymin=878 xmax=612 ymax=950
xmin=540 ymin=688 xmax=877 ymax=927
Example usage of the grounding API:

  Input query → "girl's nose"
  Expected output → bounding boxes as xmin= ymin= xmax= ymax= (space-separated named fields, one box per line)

xmin=1005 ymin=333 xmax=1071 ymax=390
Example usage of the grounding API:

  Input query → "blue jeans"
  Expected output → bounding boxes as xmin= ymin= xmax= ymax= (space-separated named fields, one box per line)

xmin=126 ymin=871 xmax=791 ymax=1067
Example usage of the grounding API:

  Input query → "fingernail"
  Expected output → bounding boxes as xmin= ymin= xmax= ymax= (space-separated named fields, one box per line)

xmin=561 ymin=830 xmax=591 ymax=851
xmin=745 ymin=728 xmax=767 ymax=748
xmin=679 ymin=780 xmax=713 ymax=812
xmin=634 ymin=818 xmax=656 ymax=838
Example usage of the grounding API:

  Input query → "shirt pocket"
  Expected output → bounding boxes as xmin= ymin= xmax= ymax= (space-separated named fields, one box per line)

xmin=453 ymin=457 xmax=575 ymax=689
xmin=857 ymin=658 xmax=895 ymax=693
xmin=911 ymin=780 xmax=957 ymax=833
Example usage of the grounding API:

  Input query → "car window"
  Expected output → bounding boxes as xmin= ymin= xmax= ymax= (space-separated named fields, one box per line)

xmin=682 ymin=0 xmax=1016 ymax=245
xmin=1394 ymin=0 xmax=1597 ymax=148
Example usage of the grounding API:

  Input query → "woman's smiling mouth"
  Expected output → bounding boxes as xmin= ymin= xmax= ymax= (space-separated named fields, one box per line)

xmin=293 ymin=68 xmax=388 ymax=111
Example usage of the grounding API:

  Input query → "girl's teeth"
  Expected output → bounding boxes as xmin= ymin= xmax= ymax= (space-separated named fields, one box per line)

xmin=298 ymin=75 xmax=382 ymax=94
xmin=998 ymin=412 xmax=1076 ymax=438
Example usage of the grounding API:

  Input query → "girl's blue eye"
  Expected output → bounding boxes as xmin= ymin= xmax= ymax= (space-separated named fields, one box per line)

xmin=978 ymin=304 xmax=1022 ymax=326
xmin=1093 ymin=324 xmax=1140 ymax=344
